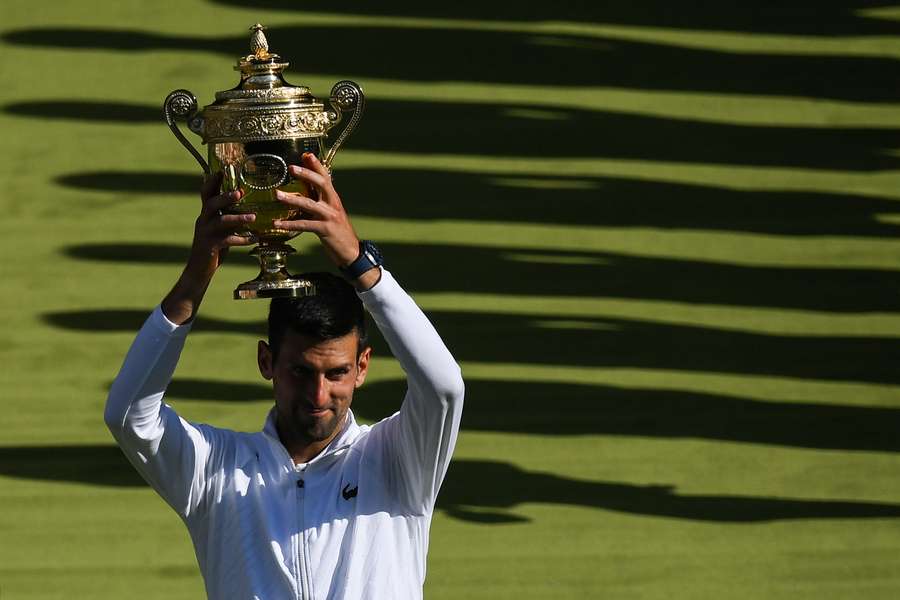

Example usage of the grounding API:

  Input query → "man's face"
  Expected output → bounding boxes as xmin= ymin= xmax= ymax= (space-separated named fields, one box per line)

xmin=258 ymin=329 xmax=370 ymax=449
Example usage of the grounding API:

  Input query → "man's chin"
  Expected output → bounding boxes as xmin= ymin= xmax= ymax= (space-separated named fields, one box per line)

xmin=301 ymin=412 xmax=343 ymax=442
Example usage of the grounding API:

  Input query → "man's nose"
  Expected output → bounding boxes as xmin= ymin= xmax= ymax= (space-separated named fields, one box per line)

xmin=307 ymin=375 xmax=329 ymax=407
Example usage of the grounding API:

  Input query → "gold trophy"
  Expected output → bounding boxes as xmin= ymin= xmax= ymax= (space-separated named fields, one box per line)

xmin=164 ymin=24 xmax=364 ymax=299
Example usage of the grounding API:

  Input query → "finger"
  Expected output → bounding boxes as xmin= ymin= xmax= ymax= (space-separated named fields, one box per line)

xmin=210 ymin=214 xmax=255 ymax=236
xmin=223 ymin=234 xmax=257 ymax=246
xmin=290 ymin=163 xmax=344 ymax=210
xmin=302 ymin=153 xmax=347 ymax=209
xmin=288 ymin=163 xmax=329 ymax=192
xmin=201 ymin=190 xmax=243 ymax=217
xmin=272 ymin=218 xmax=327 ymax=234
xmin=302 ymin=152 xmax=331 ymax=178
xmin=274 ymin=190 xmax=332 ymax=218
xmin=217 ymin=213 xmax=256 ymax=226
xmin=201 ymin=171 xmax=224 ymax=202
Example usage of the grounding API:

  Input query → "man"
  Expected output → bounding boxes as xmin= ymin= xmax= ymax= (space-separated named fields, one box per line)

xmin=105 ymin=153 xmax=465 ymax=599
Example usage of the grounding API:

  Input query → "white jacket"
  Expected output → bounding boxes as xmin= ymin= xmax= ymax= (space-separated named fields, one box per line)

xmin=105 ymin=270 xmax=465 ymax=599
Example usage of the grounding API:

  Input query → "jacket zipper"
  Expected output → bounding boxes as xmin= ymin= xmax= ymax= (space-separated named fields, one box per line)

xmin=296 ymin=466 xmax=309 ymax=600
xmin=262 ymin=422 xmax=354 ymax=599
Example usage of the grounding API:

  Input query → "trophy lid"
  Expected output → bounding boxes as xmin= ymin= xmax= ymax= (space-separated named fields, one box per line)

xmin=175 ymin=24 xmax=357 ymax=145
xmin=212 ymin=24 xmax=316 ymax=105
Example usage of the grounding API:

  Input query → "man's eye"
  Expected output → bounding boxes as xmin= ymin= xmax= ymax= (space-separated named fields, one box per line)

xmin=327 ymin=368 xmax=350 ymax=380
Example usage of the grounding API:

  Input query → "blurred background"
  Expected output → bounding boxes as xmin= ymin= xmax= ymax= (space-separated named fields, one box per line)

xmin=2 ymin=1 xmax=900 ymax=598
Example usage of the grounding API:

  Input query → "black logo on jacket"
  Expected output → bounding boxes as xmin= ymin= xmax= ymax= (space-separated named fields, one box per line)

xmin=342 ymin=483 xmax=358 ymax=501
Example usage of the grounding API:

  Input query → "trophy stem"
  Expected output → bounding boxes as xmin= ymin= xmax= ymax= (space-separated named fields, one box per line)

xmin=233 ymin=243 xmax=316 ymax=300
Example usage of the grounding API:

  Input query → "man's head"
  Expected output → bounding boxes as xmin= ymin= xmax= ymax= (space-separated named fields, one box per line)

xmin=257 ymin=273 xmax=371 ymax=453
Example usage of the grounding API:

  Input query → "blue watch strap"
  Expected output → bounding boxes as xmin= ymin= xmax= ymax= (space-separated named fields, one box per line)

xmin=340 ymin=240 xmax=383 ymax=279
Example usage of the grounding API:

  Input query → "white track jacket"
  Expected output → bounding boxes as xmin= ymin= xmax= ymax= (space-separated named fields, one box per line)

xmin=104 ymin=269 xmax=465 ymax=599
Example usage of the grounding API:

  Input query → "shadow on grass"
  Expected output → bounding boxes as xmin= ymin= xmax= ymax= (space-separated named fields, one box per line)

xmin=14 ymin=98 xmax=900 ymax=171
xmin=204 ymin=0 xmax=900 ymax=37
xmin=60 ymin=242 xmax=900 ymax=313
xmin=362 ymin=380 xmax=900 ymax=453
xmin=3 ymin=100 xmax=158 ymax=122
xmin=3 ymin=26 xmax=898 ymax=101
xmin=53 ymin=167 xmax=900 ymax=238
xmin=45 ymin=304 xmax=900 ymax=384
xmin=56 ymin=171 xmax=202 ymax=195
xmin=160 ymin=376 xmax=900 ymax=453
xmin=438 ymin=459 xmax=900 ymax=523
xmin=422 ymin=311 xmax=900 ymax=385
xmin=165 ymin=378 xmax=271 ymax=402
xmin=43 ymin=308 xmax=264 ymax=336
xmin=329 ymin=99 xmax=900 ymax=171
xmin=2 ymin=444 xmax=899 ymax=523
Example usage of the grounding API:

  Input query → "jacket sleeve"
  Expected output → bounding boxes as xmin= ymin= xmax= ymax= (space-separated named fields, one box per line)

xmin=104 ymin=306 xmax=215 ymax=518
xmin=358 ymin=269 xmax=465 ymax=513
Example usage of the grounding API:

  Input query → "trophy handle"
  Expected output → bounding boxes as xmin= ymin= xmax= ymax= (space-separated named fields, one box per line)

xmin=164 ymin=89 xmax=210 ymax=175
xmin=323 ymin=80 xmax=365 ymax=170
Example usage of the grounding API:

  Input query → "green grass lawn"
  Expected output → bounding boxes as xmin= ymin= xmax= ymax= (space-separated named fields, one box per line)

xmin=2 ymin=1 xmax=900 ymax=598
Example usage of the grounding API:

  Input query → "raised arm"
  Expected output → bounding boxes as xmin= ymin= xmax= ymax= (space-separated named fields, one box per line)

xmin=162 ymin=172 xmax=257 ymax=324
xmin=275 ymin=154 xmax=464 ymax=511
xmin=358 ymin=271 xmax=464 ymax=511
xmin=104 ymin=174 xmax=255 ymax=515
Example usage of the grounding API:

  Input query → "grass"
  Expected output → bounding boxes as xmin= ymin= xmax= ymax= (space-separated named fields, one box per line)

xmin=2 ymin=1 xmax=900 ymax=598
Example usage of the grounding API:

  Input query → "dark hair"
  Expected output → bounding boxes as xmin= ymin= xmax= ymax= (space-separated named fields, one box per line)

xmin=267 ymin=272 xmax=369 ymax=360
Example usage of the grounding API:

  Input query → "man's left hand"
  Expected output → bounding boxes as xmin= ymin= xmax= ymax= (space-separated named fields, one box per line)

xmin=273 ymin=153 xmax=360 ymax=269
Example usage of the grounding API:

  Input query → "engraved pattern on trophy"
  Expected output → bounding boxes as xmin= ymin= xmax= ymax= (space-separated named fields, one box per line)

xmin=169 ymin=93 xmax=193 ymax=116
xmin=204 ymin=109 xmax=336 ymax=143
xmin=216 ymin=88 xmax=304 ymax=101
xmin=162 ymin=24 xmax=364 ymax=300
xmin=239 ymin=154 xmax=289 ymax=191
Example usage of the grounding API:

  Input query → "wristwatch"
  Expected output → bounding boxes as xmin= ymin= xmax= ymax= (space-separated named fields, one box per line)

xmin=340 ymin=240 xmax=384 ymax=280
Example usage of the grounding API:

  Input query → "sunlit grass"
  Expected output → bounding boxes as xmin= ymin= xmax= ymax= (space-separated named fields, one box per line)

xmin=3 ymin=0 xmax=900 ymax=598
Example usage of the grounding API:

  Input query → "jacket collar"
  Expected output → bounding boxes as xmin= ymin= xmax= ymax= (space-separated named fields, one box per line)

xmin=262 ymin=407 xmax=361 ymax=467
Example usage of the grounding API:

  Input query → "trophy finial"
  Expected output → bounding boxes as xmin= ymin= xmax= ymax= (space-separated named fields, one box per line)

xmin=249 ymin=23 xmax=270 ymax=59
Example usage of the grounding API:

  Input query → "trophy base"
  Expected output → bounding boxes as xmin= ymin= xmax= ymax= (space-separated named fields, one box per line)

xmin=234 ymin=276 xmax=316 ymax=300
xmin=233 ymin=243 xmax=317 ymax=300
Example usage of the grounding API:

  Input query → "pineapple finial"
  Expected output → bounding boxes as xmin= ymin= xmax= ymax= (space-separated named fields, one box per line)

xmin=249 ymin=23 xmax=270 ymax=59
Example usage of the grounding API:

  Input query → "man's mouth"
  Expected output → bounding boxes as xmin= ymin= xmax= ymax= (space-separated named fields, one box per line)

xmin=301 ymin=406 xmax=331 ymax=417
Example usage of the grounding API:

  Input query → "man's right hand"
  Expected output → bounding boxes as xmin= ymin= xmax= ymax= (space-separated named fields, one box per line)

xmin=161 ymin=172 xmax=256 ymax=325
xmin=187 ymin=171 xmax=257 ymax=275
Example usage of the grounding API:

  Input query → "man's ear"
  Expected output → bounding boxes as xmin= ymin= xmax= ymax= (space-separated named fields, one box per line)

xmin=258 ymin=340 xmax=274 ymax=380
xmin=354 ymin=346 xmax=372 ymax=389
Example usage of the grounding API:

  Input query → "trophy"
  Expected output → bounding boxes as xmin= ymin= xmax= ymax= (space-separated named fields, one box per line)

xmin=164 ymin=24 xmax=364 ymax=299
